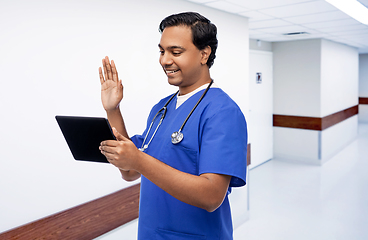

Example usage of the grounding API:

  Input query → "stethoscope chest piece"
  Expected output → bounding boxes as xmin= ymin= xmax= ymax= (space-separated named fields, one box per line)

xmin=140 ymin=80 xmax=213 ymax=151
xmin=171 ymin=131 xmax=183 ymax=144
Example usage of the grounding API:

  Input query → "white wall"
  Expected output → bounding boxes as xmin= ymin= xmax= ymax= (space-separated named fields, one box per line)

xmin=272 ymin=39 xmax=359 ymax=165
xmin=320 ymin=40 xmax=359 ymax=160
xmin=321 ymin=116 xmax=358 ymax=161
xmin=359 ymin=54 xmax=368 ymax=97
xmin=274 ymin=116 xmax=359 ymax=165
xmin=249 ymin=39 xmax=272 ymax=52
xmin=0 ymin=0 xmax=249 ymax=235
xmin=273 ymin=39 xmax=322 ymax=117
xmin=273 ymin=127 xmax=320 ymax=164
xmin=321 ymin=39 xmax=359 ymax=117
xmin=359 ymin=54 xmax=368 ymax=123
xmin=359 ymin=105 xmax=368 ymax=123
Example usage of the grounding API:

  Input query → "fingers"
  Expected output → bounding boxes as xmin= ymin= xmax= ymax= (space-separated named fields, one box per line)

xmin=111 ymin=60 xmax=119 ymax=82
xmin=102 ymin=57 xmax=109 ymax=80
xmin=100 ymin=140 xmax=119 ymax=147
xmin=101 ymin=56 xmax=119 ymax=83
xmin=100 ymin=149 xmax=116 ymax=164
xmin=99 ymin=67 xmax=104 ymax=84
xmin=99 ymin=144 xmax=117 ymax=162
xmin=104 ymin=56 xmax=113 ymax=80
xmin=99 ymin=141 xmax=124 ymax=166
xmin=100 ymin=145 xmax=111 ymax=154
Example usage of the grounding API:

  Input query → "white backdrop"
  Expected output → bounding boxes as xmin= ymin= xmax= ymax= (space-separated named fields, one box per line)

xmin=0 ymin=0 xmax=249 ymax=233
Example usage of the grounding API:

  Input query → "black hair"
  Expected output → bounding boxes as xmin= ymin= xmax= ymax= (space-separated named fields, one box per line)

xmin=159 ymin=12 xmax=218 ymax=68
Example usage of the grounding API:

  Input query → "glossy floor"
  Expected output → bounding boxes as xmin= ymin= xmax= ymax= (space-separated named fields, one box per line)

xmin=234 ymin=123 xmax=368 ymax=240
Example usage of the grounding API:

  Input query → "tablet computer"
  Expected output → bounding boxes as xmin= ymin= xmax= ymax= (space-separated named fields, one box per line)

xmin=56 ymin=115 xmax=116 ymax=163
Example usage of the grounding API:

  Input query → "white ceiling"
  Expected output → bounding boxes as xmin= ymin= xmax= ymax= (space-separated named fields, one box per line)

xmin=186 ymin=0 xmax=368 ymax=53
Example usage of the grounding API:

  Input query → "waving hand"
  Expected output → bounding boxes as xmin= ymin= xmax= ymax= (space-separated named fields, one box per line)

xmin=99 ymin=56 xmax=123 ymax=111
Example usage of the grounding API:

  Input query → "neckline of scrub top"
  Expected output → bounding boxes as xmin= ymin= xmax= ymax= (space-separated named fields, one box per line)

xmin=176 ymin=82 xmax=218 ymax=109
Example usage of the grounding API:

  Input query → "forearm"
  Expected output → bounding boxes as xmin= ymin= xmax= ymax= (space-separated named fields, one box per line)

xmin=106 ymin=108 xmax=129 ymax=139
xmin=100 ymin=120 xmax=229 ymax=209
xmin=106 ymin=108 xmax=142 ymax=179
xmin=135 ymin=152 xmax=230 ymax=212
xmin=119 ymin=169 xmax=141 ymax=181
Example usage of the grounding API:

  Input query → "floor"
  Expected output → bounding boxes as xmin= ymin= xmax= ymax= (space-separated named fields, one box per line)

xmin=234 ymin=123 xmax=368 ymax=240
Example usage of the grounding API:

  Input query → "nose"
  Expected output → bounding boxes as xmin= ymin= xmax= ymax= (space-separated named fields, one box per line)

xmin=159 ymin=52 xmax=173 ymax=66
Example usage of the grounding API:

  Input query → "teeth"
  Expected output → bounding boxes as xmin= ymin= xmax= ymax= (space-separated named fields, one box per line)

xmin=166 ymin=69 xmax=179 ymax=74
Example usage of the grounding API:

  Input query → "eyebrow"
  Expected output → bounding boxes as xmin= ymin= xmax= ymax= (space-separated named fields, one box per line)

xmin=158 ymin=44 xmax=186 ymax=50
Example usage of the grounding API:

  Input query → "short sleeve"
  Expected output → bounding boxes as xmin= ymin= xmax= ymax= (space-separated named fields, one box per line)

xmin=198 ymin=107 xmax=248 ymax=187
xmin=131 ymin=134 xmax=144 ymax=149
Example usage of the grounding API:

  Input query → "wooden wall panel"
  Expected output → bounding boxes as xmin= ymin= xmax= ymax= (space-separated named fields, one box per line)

xmin=0 ymin=184 xmax=140 ymax=240
xmin=273 ymin=105 xmax=359 ymax=131
xmin=247 ymin=143 xmax=251 ymax=166
xmin=359 ymin=97 xmax=368 ymax=105
xmin=321 ymin=105 xmax=358 ymax=130
xmin=273 ymin=115 xmax=322 ymax=130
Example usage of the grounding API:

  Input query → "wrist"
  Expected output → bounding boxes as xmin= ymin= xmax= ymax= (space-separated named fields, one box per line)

xmin=105 ymin=106 xmax=121 ymax=115
xmin=131 ymin=150 xmax=146 ymax=173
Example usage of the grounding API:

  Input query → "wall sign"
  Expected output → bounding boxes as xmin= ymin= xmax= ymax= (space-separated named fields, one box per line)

xmin=256 ymin=72 xmax=262 ymax=84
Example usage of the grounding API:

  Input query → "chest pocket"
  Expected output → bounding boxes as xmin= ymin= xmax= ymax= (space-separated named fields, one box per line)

xmin=155 ymin=228 xmax=206 ymax=240
xmin=161 ymin=143 xmax=199 ymax=175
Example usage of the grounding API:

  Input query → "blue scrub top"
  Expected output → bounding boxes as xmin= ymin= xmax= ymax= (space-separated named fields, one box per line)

xmin=131 ymin=88 xmax=248 ymax=240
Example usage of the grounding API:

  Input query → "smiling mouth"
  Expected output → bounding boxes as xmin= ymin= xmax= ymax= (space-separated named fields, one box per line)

xmin=166 ymin=69 xmax=180 ymax=74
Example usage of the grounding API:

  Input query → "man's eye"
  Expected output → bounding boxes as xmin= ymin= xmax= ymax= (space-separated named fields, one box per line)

xmin=159 ymin=50 xmax=164 ymax=54
xmin=173 ymin=52 xmax=181 ymax=56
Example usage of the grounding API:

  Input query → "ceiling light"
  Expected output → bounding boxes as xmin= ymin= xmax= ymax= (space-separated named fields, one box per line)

xmin=325 ymin=0 xmax=368 ymax=25
xmin=283 ymin=32 xmax=310 ymax=36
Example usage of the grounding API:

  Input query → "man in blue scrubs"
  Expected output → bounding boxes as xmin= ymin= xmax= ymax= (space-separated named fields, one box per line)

xmin=99 ymin=12 xmax=247 ymax=239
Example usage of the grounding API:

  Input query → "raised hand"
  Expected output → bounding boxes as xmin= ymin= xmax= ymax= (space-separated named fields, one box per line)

xmin=99 ymin=56 xmax=123 ymax=112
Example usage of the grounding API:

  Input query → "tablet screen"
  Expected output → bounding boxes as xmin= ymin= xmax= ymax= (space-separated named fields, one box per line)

xmin=56 ymin=116 xmax=116 ymax=163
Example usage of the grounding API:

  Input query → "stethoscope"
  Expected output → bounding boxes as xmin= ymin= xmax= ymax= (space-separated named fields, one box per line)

xmin=139 ymin=80 xmax=213 ymax=152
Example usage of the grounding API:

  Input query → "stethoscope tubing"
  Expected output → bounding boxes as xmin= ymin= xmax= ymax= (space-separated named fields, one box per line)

xmin=139 ymin=80 xmax=213 ymax=151
xmin=177 ymin=80 xmax=213 ymax=133
xmin=139 ymin=92 xmax=177 ymax=151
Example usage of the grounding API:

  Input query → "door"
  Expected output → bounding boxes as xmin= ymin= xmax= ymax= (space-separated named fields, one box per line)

xmin=249 ymin=50 xmax=273 ymax=168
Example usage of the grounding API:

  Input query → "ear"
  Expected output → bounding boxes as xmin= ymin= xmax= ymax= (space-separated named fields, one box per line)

xmin=200 ymin=46 xmax=211 ymax=66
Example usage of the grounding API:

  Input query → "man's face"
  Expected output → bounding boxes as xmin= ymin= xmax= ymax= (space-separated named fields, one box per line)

xmin=159 ymin=26 xmax=208 ymax=95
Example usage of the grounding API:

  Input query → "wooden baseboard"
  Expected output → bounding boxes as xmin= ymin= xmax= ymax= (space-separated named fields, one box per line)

xmin=273 ymin=105 xmax=358 ymax=131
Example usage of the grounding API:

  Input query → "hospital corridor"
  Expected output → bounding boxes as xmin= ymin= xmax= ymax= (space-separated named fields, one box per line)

xmin=234 ymin=123 xmax=368 ymax=240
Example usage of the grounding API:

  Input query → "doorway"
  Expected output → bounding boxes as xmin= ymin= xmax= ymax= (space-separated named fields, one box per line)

xmin=249 ymin=50 xmax=273 ymax=168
